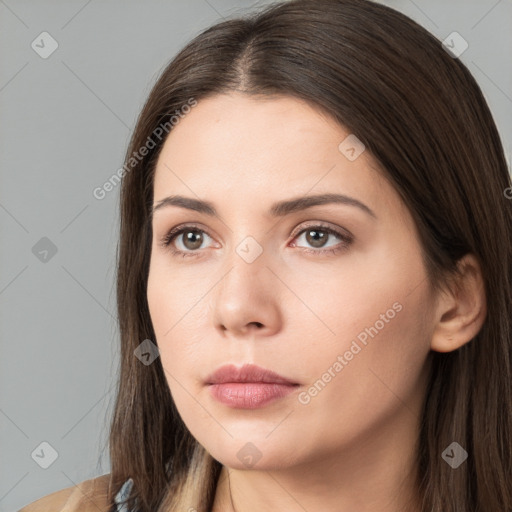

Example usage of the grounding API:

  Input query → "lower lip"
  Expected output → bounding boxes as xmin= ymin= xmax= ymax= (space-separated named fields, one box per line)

xmin=208 ymin=382 xmax=298 ymax=409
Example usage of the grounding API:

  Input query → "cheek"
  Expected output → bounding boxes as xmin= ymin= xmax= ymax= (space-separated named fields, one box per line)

xmin=293 ymin=244 xmax=432 ymax=417
xmin=297 ymin=277 xmax=432 ymax=439
xmin=147 ymin=262 xmax=209 ymax=391
xmin=147 ymin=255 xmax=201 ymax=339
xmin=280 ymin=251 xmax=423 ymax=365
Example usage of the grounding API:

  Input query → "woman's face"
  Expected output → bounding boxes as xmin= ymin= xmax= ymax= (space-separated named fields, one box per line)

xmin=147 ymin=92 xmax=436 ymax=471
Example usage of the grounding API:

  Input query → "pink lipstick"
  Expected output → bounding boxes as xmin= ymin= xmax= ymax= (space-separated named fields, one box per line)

xmin=205 ymin=363 xmax=299 ymax=409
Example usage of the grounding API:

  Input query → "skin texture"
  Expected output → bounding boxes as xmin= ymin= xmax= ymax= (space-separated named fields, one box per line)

xmin=146 ymin=92 xmax=486 ymax=512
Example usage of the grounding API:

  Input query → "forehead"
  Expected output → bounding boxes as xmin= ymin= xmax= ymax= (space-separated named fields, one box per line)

xmin=152 ymin=92 xmax=403 ymax=220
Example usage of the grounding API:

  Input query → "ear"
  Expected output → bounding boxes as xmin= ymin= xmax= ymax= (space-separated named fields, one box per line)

xmin=430 ymin=253 xmax=487 ymax=353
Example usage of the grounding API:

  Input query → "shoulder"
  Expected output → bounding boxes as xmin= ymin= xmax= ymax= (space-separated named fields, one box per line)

xmin=18 ymin=473 xmax=113 ymax=512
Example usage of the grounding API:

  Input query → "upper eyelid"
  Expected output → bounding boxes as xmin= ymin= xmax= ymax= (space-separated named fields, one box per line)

xmin=291 ymin=222 xmax=351 ymax=239
xmin=161 ymin=221 xmax=352 ymax=245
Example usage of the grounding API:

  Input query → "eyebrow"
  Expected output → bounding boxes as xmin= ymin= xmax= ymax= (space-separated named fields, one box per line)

xmin=151 ymin=193 xmax=377 ymax=220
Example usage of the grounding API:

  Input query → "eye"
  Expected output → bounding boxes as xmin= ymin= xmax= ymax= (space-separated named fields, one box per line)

xmin=159 ymin=223 xmax=214 ymax=258
xmin=289 ymin=223 xmax=353 ymax=256
xmin=159 ymin=222 xmax=353 ymax=258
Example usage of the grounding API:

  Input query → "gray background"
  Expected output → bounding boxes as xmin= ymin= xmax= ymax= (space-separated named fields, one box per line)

xmin=1 ymin=0 xmax=510 ymax=510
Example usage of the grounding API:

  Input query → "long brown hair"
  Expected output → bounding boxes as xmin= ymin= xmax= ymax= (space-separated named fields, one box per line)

xmin=105 ymin=0 xmax=512 ymax=510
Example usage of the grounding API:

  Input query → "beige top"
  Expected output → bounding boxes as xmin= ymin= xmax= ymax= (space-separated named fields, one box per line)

xmin=18 ymin=474 xmax=112 ymax=512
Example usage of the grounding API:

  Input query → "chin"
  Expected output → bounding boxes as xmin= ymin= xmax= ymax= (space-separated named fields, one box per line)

xmin=197 ymin=432 xmax=305 ymax=471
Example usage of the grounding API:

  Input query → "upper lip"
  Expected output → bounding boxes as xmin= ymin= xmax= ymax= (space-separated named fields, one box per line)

xmin=205 ymin=363 xmax=298 ymax=385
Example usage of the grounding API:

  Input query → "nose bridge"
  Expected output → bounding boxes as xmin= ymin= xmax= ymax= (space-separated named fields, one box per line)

xmin=220 ymin=233 xmax=269 ymax=299
xmin=211 ymin=232 xmax=281 ymax=335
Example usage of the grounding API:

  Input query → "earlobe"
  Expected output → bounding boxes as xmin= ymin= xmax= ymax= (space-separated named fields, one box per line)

xmin=430 ymin=253 xmax=487 ymax=353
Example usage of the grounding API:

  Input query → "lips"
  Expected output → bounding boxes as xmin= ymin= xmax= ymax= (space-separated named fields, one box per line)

xmin=205 ymin=364 xmax=299 ymax=409
xmin=205 ymin=363 xmax=298 ymax=385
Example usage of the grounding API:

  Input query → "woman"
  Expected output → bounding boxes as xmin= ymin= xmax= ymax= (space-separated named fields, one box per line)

xmin=19 ymin=0 xmax=512 ymax=511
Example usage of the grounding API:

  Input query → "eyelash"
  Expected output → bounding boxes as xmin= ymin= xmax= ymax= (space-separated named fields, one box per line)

xmin=158 ymin=222 xmax=353 ymax=259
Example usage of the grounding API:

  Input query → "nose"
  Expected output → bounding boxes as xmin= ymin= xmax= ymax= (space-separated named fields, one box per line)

xmin=210 ymin=246 xmax=282 ymax=338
